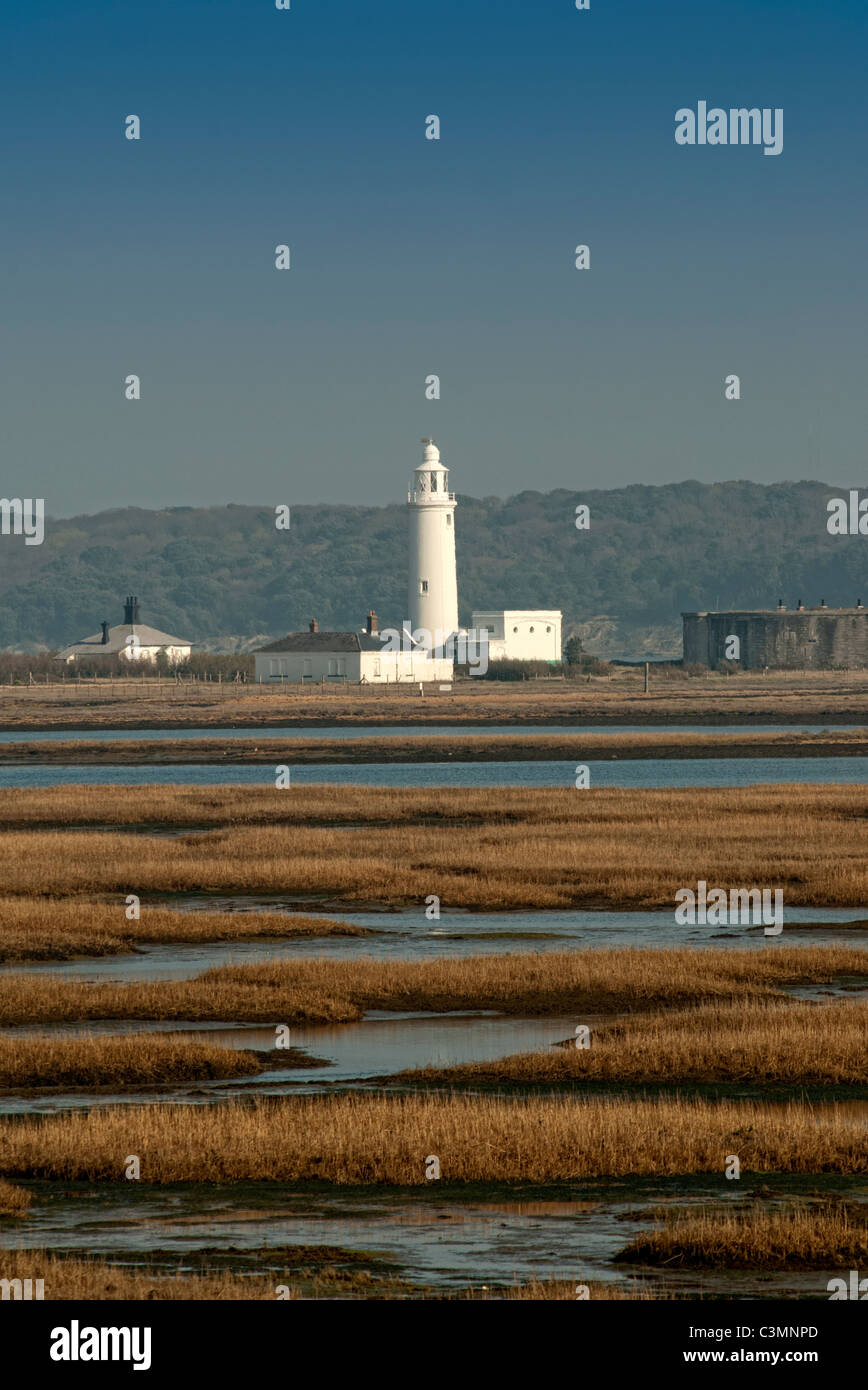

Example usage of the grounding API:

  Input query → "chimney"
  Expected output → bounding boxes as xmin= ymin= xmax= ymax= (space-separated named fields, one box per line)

xmin=366 ymin=610 xmax=378 ymax=636
xmin=309 ymin=618 xmax=318 ymax=633
xmin=123 ymin=595 xmax=140 ymax=625
xmin=101 ymin=621 xmax=109 ymax=645
xmin=820 ymin=598 xmax=827 ymax=608
xmin=777 ymin=599 xmax=785 ymax=611
xmin=857 ymin=600 xmax=863 ymax=610
xmin=797 ymin=599 xmax=804 ymax=611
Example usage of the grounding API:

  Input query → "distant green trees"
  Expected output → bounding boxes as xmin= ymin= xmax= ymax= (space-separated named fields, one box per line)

xmin=0 ymin=481 xmax=865 ymax=649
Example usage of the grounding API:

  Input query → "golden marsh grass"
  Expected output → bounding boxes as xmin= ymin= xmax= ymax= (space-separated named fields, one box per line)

xmin=394 ymin=998 xmax=868 ymax=1087
xmin=0 ymin=898 xmax=367 ymax=963
xmin=0 ymin=1249 xmax=652 ymax=1300
xmin=1 ymin=784 xmax=866 ymax=907
xmin=0 ymin=1093 xmax=864 ymax=1183
xmin=0 ymin=1249 xmax=406 ymax=1300
xmin=616 ymin=1205 xmax=868 ymax=1268
xmin=1 ymin=946 xmax=864 ymax=1025
xmin=0 ymin=1179 xmax=32 ymax=1215
xmin=463 ymin=1279 xmax=657 ymax=1300
xmin=0 ymin=1035 xmax=265 ymax=1089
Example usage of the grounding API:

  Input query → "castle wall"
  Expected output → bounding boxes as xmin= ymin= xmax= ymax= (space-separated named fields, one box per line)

xmin=681 ymin=610 xmax=868 ymax=670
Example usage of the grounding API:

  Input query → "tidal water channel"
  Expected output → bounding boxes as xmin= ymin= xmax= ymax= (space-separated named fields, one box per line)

xmin=3 ymin=756 xmax=868 ymax=789
xmin=1 ymin=723 xmax=864 ymax=1300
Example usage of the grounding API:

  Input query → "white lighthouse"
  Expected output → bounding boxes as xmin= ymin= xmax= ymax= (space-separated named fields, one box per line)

xmin=407 ymin=438 xmax=459 ymax=647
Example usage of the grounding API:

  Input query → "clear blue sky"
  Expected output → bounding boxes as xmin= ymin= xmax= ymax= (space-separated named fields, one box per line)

xmin=2 ymin=0 xmax=866 ymax=515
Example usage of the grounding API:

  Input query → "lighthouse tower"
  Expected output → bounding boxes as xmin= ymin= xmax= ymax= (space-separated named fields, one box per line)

xmin=407 ymin=438 xmax=458 ymax=647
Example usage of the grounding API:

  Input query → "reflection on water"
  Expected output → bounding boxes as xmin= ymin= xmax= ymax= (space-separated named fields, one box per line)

xmin=0 ymin=1014 xmax=580 ymax=1114
xmin=4 ymin=1004 xmax=867 ymax=1119
xmin=1 ymin=1181 xmax=862 ymax=1299
xmin=2 ymin=756 xmax=868 ymax=790
xmin=6 ymin=905 xmax=866 ymax=984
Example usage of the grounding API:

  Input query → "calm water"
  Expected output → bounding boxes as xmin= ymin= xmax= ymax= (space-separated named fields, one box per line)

xmin=6 ymin=1001 xmax=866 ymax=1117
xmin=0 ymin=1013 xmax=583 ymax=1114
xmin=0 ymin=1177 xmax=861 ymax=1299
xmin=1 ymin=757 xmax=866 ymax=789
xmin=2 ymin=720 xmax=863 ymax=1299
xmin=6 ymin=905 xmax=867 ymax=982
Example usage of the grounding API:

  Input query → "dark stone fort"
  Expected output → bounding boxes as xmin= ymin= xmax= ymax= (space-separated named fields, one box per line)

xmin=682 ymin=602 xmax=868 ymax=670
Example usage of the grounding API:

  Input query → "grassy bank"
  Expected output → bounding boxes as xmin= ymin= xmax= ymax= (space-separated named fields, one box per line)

xmin=0 ymin=1035 xmax=277 ymax=1089
xmin=616 ymin=1205 xmax=868 ymax=1269
xmin=1 ymin=785 xmax=867 ymax=908
xmin=3 ymin=730 xmax=868 ymax=765
xmin=0 ymin=1249 xmax=652 ymax=1300
xmin=391 ymin=998 xmax=868 ymax=1088
xmin=1 ymin=946 xmax=864 ymax=1025
xmin=2 ymin=669 xmax=868 ymax=731
xmin=0 ymin=1179 xmax=32 ymax=1215
xmin=0 ymin=1093 xmax=864 ymax=1182
xmin=0 ymin=899 xmax=368 ymax=963
xmin=0 ymin=1249 xmax=412 ymax=1300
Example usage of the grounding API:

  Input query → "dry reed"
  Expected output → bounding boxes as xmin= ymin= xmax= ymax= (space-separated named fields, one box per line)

xmin=0 ymin=1035 xmax=265 ymax=1088
xmin=394 ymin=998 xmax=868 ymax=1086
xmin=1 ymin=945 xmax=864 ymax=1025
xmin=0 ymin=1093 xmax=863 ymax=1183
xmin=1 ymin=784 xmax=868 ymax=907
xmin=0 ymin=897 xmax=366 ymax=963
xmin=616 ymin=1205 xmax=868 ymax=1268
xmin=0 ymin=1179 xmax=32 ymax=1215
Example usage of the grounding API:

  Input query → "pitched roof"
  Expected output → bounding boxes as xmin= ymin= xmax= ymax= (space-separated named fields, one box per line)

xmin=256 ymin=630 xmax=429 ymax=654
xmin=56 ymin=623 xmax=193 ymax=658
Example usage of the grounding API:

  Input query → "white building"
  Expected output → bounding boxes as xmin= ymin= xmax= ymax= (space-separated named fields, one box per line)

xmin=471 ymin=609 xmax=563 ymax=664
xmin=407 ymin=439 xmax=459 ymax=648
xmin=405 ymin=439 xmax=562 ymax=666
xmin=55 ymin=596 xmax=192 ymax=665
xmin=255 ymin=439 xmax=562 ymax=683
xmin=254 ymin=613 xmax=453 ymax=684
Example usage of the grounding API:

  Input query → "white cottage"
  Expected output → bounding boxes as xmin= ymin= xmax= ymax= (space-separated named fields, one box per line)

xmin=55 ymin=596 xmax=193 ymax=665
xmin=254 ymin=613 xmax=453 ymax=684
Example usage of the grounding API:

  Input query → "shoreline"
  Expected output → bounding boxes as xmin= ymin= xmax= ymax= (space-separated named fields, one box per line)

xmin=1 ymin=711 xmax=867 ymax=735
xmin=2 ymin=730 xmax=868 ymax=764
